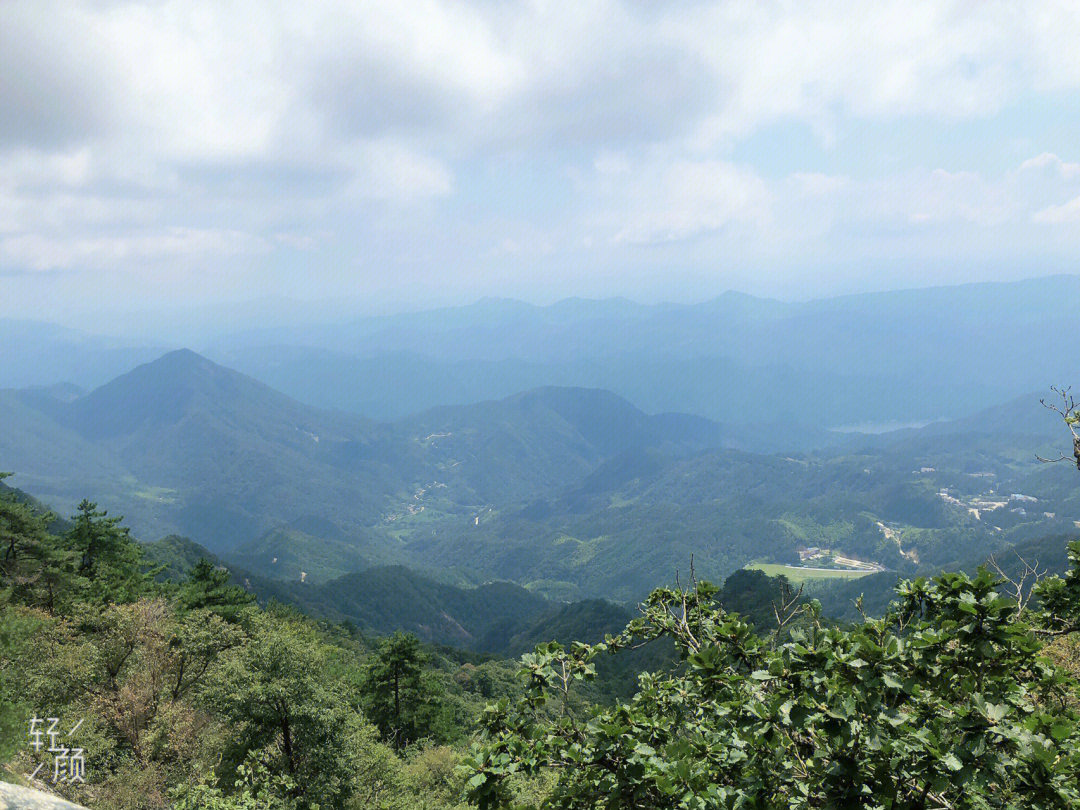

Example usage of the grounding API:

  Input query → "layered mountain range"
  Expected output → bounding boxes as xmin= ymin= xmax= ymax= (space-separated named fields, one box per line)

xmin=6 ymin=276 xmax=1080 ymax=430
xmin=3 ymin=341 xmax=1077 ymax=606
xmin=1 ymin=349 xmax=738 ymax=552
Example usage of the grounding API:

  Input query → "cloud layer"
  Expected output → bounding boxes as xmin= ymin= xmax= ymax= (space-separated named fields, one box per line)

xmin=2 ymin=0 xmax=1080 ymax=316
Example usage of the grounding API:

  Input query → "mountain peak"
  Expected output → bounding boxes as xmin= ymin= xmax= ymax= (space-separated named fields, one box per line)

xmin=102 ymin=348 xmax=237 ymax=397
xmin=152 ymin=347 xmax=216 ymax=370
xmin=65 ymin=349 xmax=284 ymax=439
xmin=160 ymin=346 xmax=203 ymax=360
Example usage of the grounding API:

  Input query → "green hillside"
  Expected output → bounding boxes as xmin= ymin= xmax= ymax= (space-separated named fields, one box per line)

xmin=1 ymin=352 xmax=735 ymax=556
xmin=141 ymin=533 xmax=225 ymax=581
xmin=258 ymin=565 xmax=551 ymax=650
xmin=5 ymin=350 xmax=1077 ymax=611
xmin=231 ymin=522 xmax=405 ymax=584
xmin=7 ymin=470 xmax=1079 ymax=809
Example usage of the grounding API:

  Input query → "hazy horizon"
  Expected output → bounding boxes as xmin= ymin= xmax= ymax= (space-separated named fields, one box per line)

xmin=4 ymin=271 xmax=1079 ymax=345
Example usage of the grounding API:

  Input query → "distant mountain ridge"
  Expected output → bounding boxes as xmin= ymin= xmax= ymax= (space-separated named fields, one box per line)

xmin=0 ymin=318 xmax=167 ymax=390
xmin=202 ymin=275 xmax=1080 ymax=427
xmin=7 ymin=276 xmax=1079 ymax=430
xmin=5 ymin=340 xmax=1075 ymax=605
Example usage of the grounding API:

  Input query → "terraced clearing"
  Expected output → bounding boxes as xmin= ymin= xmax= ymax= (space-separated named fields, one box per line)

xmin=746 ymin=562 xmax=878 ymax=583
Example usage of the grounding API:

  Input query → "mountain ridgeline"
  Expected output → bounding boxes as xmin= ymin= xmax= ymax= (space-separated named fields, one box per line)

xmin=7 ymin=276 xmax=1080 ymax=431
xmin=4 ymin=282 xmax=1080 ymax=809
xmin=205 ymin=276 xmax=1080 ymax=429
xmin=1 ymin=350 xmax=737 ymax=554
xmin=4 ymin=339 xmax=1079 ymax=609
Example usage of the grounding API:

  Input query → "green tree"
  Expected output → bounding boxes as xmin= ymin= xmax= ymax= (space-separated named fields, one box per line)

xmin=179 ymin=558 xmax=255 ymax=621
xmin=173 ymin=751 xmax=301 ymax=810
xmin=167 ymin=608 xmax=245 ymax=701
xmin=363 ymin=631 xmax=443 ymax=750
xmin=204 ymin=611 xmax=367 ymax=809
xmin=67 ymin=500 xmax=147 ymax=604
xmin=0 ymin=477 xmax=78 ymax=612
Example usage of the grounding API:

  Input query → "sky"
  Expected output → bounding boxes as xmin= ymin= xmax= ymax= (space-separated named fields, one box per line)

xmin=2 ymin=0 xmax=1080 ymax=330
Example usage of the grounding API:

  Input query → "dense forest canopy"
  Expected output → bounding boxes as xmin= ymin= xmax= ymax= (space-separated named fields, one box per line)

xmin=5 ymin=348 xmax=1077 ymax=612
xmin=3 ymin=418 xmax=1080 ymax=808
xmin=0 ymin=480 xmax=552 ymax=808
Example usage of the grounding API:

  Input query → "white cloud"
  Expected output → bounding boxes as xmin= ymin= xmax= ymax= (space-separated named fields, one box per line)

xmin=342 ymin=140 xmax=453 ymax=202
xmin=2 ymin=0 xmax=1080 ymax=292
xmin=8 ymin=1 xmax=1080 ymax=162
xmin=604 ymin=158 xmax=771 ymax=245
xmin=802 ymin=154 xmax=1080 ymax=234
xmin=674 ymin=1 xmax=1080 ymax=147
xmin=0 ymin=228 xmax=269 ymax=271
xmin=1019 ymin=152 xmax=1080 ymax=180
xmin=789 ymin=173 xmax=851 ymax=198
xmin=586 ymin=151 xmax=1080 ymax=253
xmin=1033 ymin=196 xmax=1080 ymax=224
xmin=873 ymin=169 xmax=1010 ymax=227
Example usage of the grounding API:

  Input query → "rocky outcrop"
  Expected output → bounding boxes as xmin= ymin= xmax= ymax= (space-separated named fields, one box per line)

xmin=0 ymin=782 xmax=88 ymax=810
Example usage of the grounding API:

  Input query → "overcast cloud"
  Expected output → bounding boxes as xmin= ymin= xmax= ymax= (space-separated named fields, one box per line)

xmin=2 ymin=0 xmax=1080 ymax=325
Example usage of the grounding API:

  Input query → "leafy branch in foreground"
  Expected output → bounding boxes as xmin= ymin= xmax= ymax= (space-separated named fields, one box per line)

xmin=464 ymin=564 xmax=1080 ymax=808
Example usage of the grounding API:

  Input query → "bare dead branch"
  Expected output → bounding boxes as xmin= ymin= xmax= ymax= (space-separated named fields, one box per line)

xmin=771 ymin=580 xmax=805 ymax=644
xmin=987 ymin=551 xmax=1046 ymax=613
xmin=1039 ymin=386 xmax=1080 ymax=469
xmin=1034 ymin=623 xmax=1080 ymax=637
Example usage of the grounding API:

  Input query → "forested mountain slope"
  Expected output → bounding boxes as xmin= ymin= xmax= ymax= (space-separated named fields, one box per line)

xmin=5 ymin=348 xmax=1077 ymax=607
xmin=5 ymin=416 xmax=1080 ymax=810
xmin=1 ymin=351 xmax=733 ymax=554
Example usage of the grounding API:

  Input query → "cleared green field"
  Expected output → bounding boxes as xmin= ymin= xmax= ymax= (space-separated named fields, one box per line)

xmin=746 ymin=562 xmax=877 ymax=583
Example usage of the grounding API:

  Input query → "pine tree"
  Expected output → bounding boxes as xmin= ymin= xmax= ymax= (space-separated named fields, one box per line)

xmin=0 ymin=476 xmax=78 ymax=612
xmin=178 ymin=558 xmax=255 ymax=621
xmin=66 ymin=499 xmax=147 ymax=604
xmin=362 ymin=631 xmax=440 ymax=749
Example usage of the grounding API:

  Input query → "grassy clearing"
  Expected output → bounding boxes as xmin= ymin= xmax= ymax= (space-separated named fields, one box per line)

xmin=128 ymin=484 xmax=178 ymax=504
xmin=746 ymin=562 xmax=876 ymax=583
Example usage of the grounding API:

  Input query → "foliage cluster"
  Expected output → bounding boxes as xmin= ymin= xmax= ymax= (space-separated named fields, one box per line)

xmin=4 ymin=450 xmax=1080 ymax=810
xmin=466 ymin=549 xmax=1080 ymax=808
xmin=0 ymin=483 xmax=542 ymax=809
